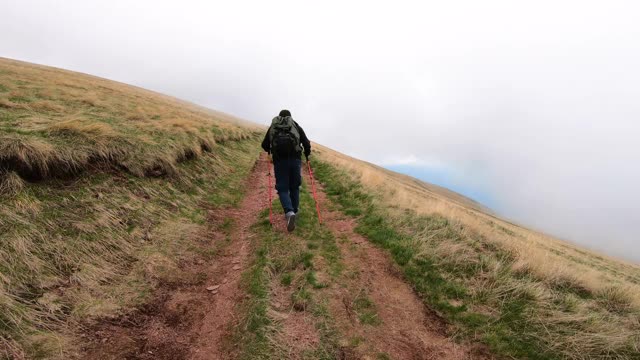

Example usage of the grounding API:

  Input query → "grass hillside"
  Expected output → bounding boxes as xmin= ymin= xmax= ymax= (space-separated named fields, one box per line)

xmin=0 ymin=58 xmax=261 ymax=358
xmin=313 ymin=145 xmax=640 ymax=359
xmin=2 ymin=57 xmax=639 ymax=359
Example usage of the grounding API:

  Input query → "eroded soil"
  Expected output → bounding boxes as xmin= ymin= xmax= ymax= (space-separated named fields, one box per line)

xmin=78 ymin=156 xmax=489 ymax=360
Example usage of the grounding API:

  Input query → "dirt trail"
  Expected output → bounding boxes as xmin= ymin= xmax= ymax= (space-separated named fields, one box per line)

xmin=80 ymin=155 xmax=488 ymax=360
xmin=80 ymin=154 xmax=271 ymax=360
xmin=310 ymin=175 xmax=489 ymax=359
xmin=189 ymin=154 xmax=270 ymax=359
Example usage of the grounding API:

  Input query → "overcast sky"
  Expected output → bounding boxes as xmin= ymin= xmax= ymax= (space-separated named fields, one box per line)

xmin=2 ymin=0 xmax=639 ymax=261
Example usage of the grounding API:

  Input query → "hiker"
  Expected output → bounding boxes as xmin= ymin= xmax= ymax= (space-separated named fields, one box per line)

xmin=262 ymin=109 xmax=311 ymax=232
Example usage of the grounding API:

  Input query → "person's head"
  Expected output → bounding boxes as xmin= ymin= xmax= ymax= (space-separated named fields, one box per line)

xmin=279 ymin=109 xmax=291 ymax=117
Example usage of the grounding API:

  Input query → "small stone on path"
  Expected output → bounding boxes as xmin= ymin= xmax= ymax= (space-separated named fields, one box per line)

xmin=206 ymin=285 xmax=220 ymax=291
xmin=232 ymin=265 xmax=241 ymax=270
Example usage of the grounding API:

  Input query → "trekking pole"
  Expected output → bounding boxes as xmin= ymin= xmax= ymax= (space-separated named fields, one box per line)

xmin=306 ymin=160 xmax=322 ymax=224
xmin=267 ymin=159 xmax=274 ymax=226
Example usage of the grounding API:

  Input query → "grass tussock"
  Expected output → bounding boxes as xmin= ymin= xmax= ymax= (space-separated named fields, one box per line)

xmin=0 ymin=136 xmax=56 ymax=179
xmin=1 ymin=139 xmax=260 ymax=359
xmin=0 ymin=171 xmax=25 ymax=196
xmin=0 ymin=58 xmax=262 ymax=359
xmin=312 ymin=155 xmax=640 ymax=360
xmin=596 ymin=286 xmax=636 ymax=314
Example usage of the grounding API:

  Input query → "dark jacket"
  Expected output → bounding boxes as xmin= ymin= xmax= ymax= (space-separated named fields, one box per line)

xmin=261 ymin=119 xmax=311 ymax=160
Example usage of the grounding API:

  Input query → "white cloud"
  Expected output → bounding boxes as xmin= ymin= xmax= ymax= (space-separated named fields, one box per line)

xmin=381 ymin=155 xmax=432 ymax=167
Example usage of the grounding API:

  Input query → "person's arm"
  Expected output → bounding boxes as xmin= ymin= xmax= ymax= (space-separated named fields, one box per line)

xmin=261 ymin=126 xmax=271 ymax=153
xmin=294 ymin=122 xmax=311 ymax=159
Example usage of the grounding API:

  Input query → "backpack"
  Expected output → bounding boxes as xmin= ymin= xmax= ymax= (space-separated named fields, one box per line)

xmin=269 ymin=116 xmax=302 ymax=157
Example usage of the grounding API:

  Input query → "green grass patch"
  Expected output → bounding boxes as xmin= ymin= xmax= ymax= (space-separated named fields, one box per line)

xmin=236 ymin=240 xmax=272 ymax=359
xmin=353 ymin=295 xmax=381 ymax=326
xmin=306 ymin=270 xmax=327 ymax=289
xmin=234 ymin=181 xmax=344 ymax=358
xmin=8 ymin=95 xmax=32 ymax=103
xmin=280 ymin=272 xmax=293 ymax=286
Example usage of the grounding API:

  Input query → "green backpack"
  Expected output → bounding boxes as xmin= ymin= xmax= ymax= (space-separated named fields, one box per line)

xmin=269 ymin=116 xmax=302 ymax=156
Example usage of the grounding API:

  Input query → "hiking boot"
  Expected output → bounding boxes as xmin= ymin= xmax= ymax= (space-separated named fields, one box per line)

xmin=286 ymin=211 xmax=296 ymax=232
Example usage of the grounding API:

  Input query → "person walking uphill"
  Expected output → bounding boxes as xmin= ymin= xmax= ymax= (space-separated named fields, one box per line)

xmin=262 ymin=109 xmax=311 ymax=232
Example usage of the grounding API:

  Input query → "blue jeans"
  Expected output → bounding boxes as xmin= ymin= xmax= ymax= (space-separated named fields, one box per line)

xmin=273 ymin=157 xmax=302 ymax=214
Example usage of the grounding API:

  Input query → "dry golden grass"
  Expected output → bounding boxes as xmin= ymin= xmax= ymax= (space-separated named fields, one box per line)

xmin=315 ymin=143 xmax=640 ymax=358
xmin=0 ymin=171 xmax=25 ymax=196
xmin=3 ymin=56 xmax=638 ymax=358
xmin=0 ymin=58 xmax=262 ymax=358
xmin=0 ymin=57 xmax=259 ymax=183
xmin=48 ymin=118 xmax=119 ymax=138
xmin=315 ymin=144 xmax=640 ymax=300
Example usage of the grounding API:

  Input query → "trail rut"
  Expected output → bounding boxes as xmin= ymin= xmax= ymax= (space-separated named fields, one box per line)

xmin=309 ymin=173 xmax=490 ymax=359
